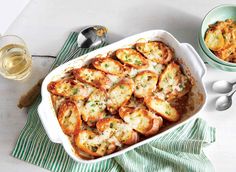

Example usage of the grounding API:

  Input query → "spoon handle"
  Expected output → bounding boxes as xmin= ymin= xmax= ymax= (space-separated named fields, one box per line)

xmin=229 ymin=89 xmax=236 ymax=97
xmin=232 ymin=81 xmax=236 ymax=86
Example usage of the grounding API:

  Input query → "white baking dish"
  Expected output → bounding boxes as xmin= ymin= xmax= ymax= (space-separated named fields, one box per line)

xmin=38 ymin=30 xmax=207 ymax=164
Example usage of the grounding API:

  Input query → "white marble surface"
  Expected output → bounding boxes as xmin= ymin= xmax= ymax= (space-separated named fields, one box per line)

xmin=0 ymin=0 xmax=30 ymax=34
xmin=1 ymin=0 xmax=236 ymax=171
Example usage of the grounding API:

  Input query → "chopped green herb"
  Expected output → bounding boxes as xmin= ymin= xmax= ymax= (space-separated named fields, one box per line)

xmin=120 ymin=85 xmax=125 ymax=89
xmin=134 ymin=59 xmax=142 ymax=65
xmin=110 ymin=123 xmax=114 ymax=128
xmin=104 ymin=64 xmax=109 ymax=68
xmin=165 ymin=111 xmax=170 ymax=115
xmin=72 ymin=88 xmax=78 ymax=95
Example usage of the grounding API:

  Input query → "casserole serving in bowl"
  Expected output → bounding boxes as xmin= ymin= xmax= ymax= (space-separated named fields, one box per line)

xmin=198 ymin=4 xmax=236 ymax=71
xmin=38 ymin=30 xmax=207 ymax=163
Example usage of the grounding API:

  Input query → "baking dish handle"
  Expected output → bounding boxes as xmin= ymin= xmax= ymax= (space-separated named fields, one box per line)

xmin=38 ymin=102 xmax=62 ymax=143
xmin=182 ymin=43 xmax=207 ymax=78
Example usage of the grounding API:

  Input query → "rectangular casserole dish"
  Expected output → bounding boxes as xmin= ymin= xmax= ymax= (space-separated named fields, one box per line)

xmin=38 ymin=30 xmax=207 ymax=164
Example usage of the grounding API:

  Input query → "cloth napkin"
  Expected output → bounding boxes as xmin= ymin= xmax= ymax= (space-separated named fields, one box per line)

xmin=12 ymin=32 xmax=216 ymax=172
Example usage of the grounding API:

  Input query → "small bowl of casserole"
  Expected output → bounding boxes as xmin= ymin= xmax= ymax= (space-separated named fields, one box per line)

xmin=198 ymin=4 xmax=236 ymax=71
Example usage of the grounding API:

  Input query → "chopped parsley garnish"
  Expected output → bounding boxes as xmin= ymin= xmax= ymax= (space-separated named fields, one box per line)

xmin=104 ymin=63 xmax=109 ymax=68
xmin=134 ymin=59 xmax=142 ymax=65
xmin=165 ymin=111 xmax=170 ymax=115
xmin=120 ymin=85 xmax=125 ymax=89
xmin=72 ymin=88 xmax=78 ymax=95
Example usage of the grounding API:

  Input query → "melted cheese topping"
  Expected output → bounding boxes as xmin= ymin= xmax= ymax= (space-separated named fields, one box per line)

xmin=134 ymin=71 xmax=158 ymax=98
xmin=127 ymin=60 xmax=164 ymax=78
xmin=116 ymin=49 xmax=148 ymax=68
xmin=93 ymin=58 xmax=124 ymax=75
xmin=83 ymin=89 xmax=106 ymax=121
xmin=159 ymin=63 xmax=180 ymax=94
xmin=136 ymin=42 xmax=163 ymax=61
xmin=124 ymin=110 xmax=150 ymax=132
xmin=59 ymin=104 xmax=80 ymax=133
xmin=146 ymin=97 xmax=179 ymax=121
xmin=54 ymin=80 xmax=95 ymax=100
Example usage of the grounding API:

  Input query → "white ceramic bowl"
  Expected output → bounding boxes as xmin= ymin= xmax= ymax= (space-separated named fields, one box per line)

xmin=38 ymin=30 xmax=207 ymax=164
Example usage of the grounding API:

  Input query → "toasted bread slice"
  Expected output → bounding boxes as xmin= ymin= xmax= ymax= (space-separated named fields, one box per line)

xmin=96 ymin=117 xmax=139 ymax=145
xmin=107 ymin=78 xmax=134 ymax=114
xmin=119 ymin=107 xmax=163 ymax=136
xmin=57 ymin=100 xmax=82 ymax=135
xmin=166 ymin=75 xmax=191 ymax=101
xmin=72 ymin=68 xmax=111 ymax=89
xmin=134 ymin=70 xmax=158 ymax=98
xmin=92 ymin=57 xmax=125 ymax=76
xmin=82 ymin=89 xmax=107 ymax=126
xmin=145 ymin=96 xmax=180 ymax=122
xmin=75 ymin=130 xmax=116 ymax=157
xmin=136 ymin=41 xmax=173 ymax=64
xmin=159 ymin=62 xmax=191 ymax=100
xmin=205 ymin=29 xmax=225 ymax=51
xmin=116 ymin=48 xmax=148 ymax=69
xmin=158 ymin=62 xmax=181 ymax=94
xmin=48 ymin=78 xmax=95 ymax=100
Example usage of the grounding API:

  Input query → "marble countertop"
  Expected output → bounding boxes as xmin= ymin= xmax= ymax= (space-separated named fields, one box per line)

xmin=1 ymin=0 xmax=236 ymax=171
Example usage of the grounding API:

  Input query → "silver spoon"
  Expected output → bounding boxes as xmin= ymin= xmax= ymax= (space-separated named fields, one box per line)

xmin=60 ymin=25 xmax=108 ymax=64
xmin=77 ymin=25 xmax=108 ymax=48
xmin=212 ymin=80 xmax=236 ymax=93
xmin=32 ymin=25 xmax=108 ymax=58
xmin=215 ymin=89 xmax=236 ymax=111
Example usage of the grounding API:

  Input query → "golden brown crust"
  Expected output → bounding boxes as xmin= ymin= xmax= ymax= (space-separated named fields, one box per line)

xmin=92 ymin=57 xmax=125 ymax=76
xmin=57 ymin=100 xmax=82 ymax=135
xmin=158 ymin=62 xmax=180 ymax=92
xmin=119 ymin=107 xmax=163 ymax=136
xmin=115 ymin=48 xmax=149 ymax=69
xmin=136 ymin=41 xmax=174 ymax=64
xmin=144 ymin=117 xmax=163 ymax=136
xmin=74 ymin=130 xmax=116 ymax=157
xmin=205 ymin=29 xmax=225 ymax=51
xmin=82 ymin=89 xmax=107 ymax=126
xmin=96 ymin=117 xmax=139 ymax=145
xmin=72 ymin=68 xmax=111 ymax=89
xmin=166 ymin=75 xmax=191 ymax=101
xmin=144 ymin=96 xmax=180 ymax=122
xmin=158 ymin=62 xmax=191 ymax=100
xmin=134 ymin=70 xmax=158 ymax=98
xmin=205 ymin=19 xmax=236 ymax=62
xmin=214 ymin=44 xmax=236 ymax=61
xmin=107 ymin=78 xmax=134 ymax=114
xmin=47 ymin=78 xmax=95 ymax=100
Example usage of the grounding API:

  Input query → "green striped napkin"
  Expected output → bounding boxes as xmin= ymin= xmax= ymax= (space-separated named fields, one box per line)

xmin=12 ymin=32 xmax=216 ymax=172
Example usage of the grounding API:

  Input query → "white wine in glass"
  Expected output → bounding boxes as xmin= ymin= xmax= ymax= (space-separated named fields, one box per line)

xmin=0 ymin=35 xmax=32 ymax=80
